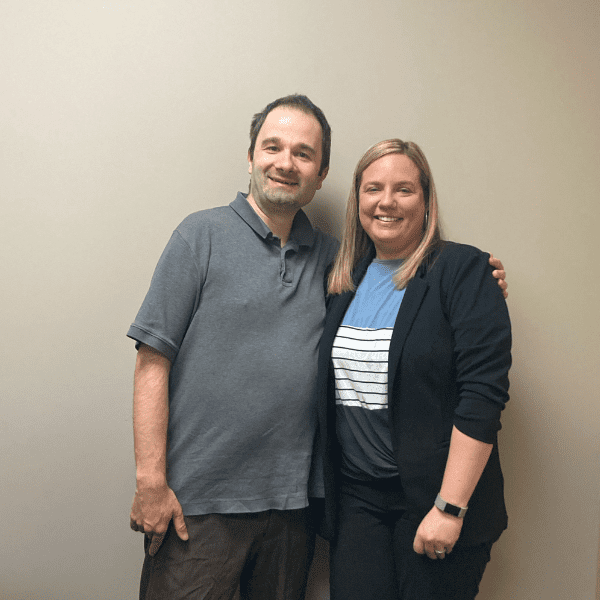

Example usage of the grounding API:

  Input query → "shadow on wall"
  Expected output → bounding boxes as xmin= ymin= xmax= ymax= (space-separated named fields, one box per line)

xmin=478 ymin=350 xmax=538 ymax=596
xmin=304 ymin=190 xmax=343 ymax=241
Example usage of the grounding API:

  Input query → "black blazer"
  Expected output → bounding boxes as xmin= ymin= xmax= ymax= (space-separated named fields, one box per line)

xmin=315 ymin=241 xmax=512 ymax=546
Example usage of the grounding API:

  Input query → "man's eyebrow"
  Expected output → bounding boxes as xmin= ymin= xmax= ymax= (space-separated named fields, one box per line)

xmin=297 ymin=143 xmax=317 ymax=156
xmin=260 ymin=138 xmax=317 ymax=156
xmin=260 ymin=137 xmax=282 ymax=146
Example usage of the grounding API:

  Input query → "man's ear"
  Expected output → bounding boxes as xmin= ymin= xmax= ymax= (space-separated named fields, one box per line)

xmin=247 ymin=151 xmax=253 ymax=175
xmin=316 ymin=166 xmax=329 ymax=190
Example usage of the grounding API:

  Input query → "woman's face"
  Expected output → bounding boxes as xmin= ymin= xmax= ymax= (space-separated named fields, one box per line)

xmin=358 ymin=153 xmax=426 ymax=260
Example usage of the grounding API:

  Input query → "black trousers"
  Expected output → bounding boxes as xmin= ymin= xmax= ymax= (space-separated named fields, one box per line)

xmin=330 ymin=477 xmax=493 ymax=600
xmin=140 ymin=509 xmax=314 ymax=600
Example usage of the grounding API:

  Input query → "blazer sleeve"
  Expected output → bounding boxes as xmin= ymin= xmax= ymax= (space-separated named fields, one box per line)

xmin=439 ymin=245 xmax=512 ymax=444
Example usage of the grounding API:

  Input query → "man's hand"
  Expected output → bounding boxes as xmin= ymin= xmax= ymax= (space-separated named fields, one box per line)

xmin=489 ymin=254 xmax=508 ymax=299
xmin=130 ymin=482 xmax=189 ymax=556
xmin=412 ymin=505 xmax=463 ymax=560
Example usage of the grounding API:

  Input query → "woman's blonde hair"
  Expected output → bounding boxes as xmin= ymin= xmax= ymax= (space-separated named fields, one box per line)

xmin=328 ymin=139 xmax=443 ymax=294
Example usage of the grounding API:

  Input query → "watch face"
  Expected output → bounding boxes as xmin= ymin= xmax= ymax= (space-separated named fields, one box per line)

xmin=435 ymin=495 xmax=467 ymax=518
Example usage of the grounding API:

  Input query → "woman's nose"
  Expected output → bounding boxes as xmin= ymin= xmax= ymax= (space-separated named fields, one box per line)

xmin=378 ymin=189 xmax=394 ymax=207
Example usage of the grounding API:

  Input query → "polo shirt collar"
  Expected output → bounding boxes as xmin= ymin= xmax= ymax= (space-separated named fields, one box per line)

xmin=230 ymin=192 xmax=316 ymax=248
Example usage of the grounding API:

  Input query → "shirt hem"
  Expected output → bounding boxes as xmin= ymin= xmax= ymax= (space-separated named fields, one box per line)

xmin=180 ymin=494 xmax=309 ymax=516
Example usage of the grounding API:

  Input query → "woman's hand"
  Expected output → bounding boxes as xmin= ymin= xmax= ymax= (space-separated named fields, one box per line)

xmin=412 ymin=505 xmax=463 ymax=560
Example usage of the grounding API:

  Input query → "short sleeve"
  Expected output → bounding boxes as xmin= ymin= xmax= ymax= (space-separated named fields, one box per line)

xmin=127 ymin=229 xmax=205 ymax=362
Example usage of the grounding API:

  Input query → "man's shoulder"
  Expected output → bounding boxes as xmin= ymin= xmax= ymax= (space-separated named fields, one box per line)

xmin=175 ymin=204 xmax=238 ymax=237
xmin=178 ymin=204 xmax=234 ymax=225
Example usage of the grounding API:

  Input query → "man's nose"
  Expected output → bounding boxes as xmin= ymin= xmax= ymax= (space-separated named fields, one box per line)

xmin=275 ymin=150 xmax=294 ymax=171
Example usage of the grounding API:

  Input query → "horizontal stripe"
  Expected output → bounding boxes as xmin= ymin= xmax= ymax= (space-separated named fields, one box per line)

xmin=335 ymin=379 xmax=387 ymax=394
xmin=332 ymin=337 xmax=391 ymax=352
xmin=332 ymin=348 xmax=389 ymax=362
xmin=336 ymin=387 xmax=387 ymax=401
xmin=335 ymin=397 xmax=387 ymax=410
xmin=336 ymin=325 xmax=394 ymax=341
xmin=332 ymin=359 xmax=388 ymax=374
xmin=333 ymin=368 xmax=387 ymax=384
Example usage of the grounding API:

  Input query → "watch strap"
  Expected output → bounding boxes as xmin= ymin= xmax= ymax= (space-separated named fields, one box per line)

xmin=434 ymin=494 xmax=468 ymax=518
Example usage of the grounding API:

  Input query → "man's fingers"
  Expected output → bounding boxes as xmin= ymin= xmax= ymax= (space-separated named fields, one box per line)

xmin=488 ymin=254 xmax=505 ymax=270
xmin=173 ymin=510 xmax=189 ymax=541
xmin=130 ymin=518 xmax=143 ymax=532
xmin=148 ymin=533 xmax=166 ymax=557
xmin=492 ymin=269 xmax=508 ymax=298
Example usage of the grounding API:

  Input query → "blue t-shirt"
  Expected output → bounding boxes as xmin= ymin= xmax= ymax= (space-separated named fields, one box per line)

xmin=332 ymin=258 xmax=406 ymax=480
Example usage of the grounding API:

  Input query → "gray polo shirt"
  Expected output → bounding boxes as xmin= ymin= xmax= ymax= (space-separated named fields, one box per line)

xmin=127 ymin=193 xmax=339 ymax=515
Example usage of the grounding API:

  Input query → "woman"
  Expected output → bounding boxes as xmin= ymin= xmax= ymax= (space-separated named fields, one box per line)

xmin=315 ymin=139 xmax=511 ymax=599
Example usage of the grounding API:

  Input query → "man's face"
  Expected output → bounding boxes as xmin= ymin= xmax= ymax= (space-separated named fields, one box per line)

xmin=247 ymin=107 xmax=328 ymax=216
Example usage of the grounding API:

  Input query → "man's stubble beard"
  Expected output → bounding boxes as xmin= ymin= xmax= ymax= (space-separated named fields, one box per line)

xmin=251 ymin=175 xmax=305 ymax=215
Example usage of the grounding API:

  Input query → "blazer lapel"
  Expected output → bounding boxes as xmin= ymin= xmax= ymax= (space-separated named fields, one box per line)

xmin=387 ymin=275 xmax=429 ymax=390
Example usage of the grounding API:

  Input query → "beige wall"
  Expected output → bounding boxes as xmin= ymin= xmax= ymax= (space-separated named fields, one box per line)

xmin=2 ymin=1 xmax=598 ymax=598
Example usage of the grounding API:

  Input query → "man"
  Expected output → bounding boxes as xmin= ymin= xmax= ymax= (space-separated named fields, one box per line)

xmin=128 ymin=94 xmax=507 ymax=600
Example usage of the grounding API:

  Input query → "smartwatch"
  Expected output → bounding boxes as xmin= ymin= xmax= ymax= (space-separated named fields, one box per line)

xmin=434 ymin=494 xmax=468 ymax=518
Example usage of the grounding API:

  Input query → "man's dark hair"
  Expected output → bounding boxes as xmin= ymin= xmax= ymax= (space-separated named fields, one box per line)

xmin=248 ymin=94 xmax=331 ymax=176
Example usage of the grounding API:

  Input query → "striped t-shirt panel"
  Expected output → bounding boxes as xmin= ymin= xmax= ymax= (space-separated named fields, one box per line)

xmin=333 ymin=325 xmax=393 ymax=410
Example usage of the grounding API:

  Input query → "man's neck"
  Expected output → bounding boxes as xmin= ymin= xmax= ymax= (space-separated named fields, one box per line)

xmin=246 ymin=194 xmax=297 ymax=247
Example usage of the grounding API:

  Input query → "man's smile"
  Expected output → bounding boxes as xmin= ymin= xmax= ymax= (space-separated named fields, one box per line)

xmin=268 ymin=175 xmax=299 ymax=187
